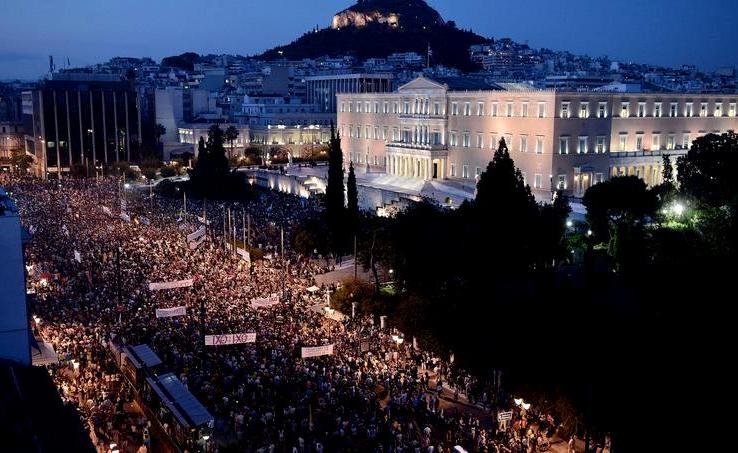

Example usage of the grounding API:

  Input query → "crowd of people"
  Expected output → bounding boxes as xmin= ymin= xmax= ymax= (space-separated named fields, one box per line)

xmin=8 ymin=176 xmax=594 ymax=453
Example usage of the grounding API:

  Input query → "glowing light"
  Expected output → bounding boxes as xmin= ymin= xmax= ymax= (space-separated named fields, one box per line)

xmin=566 ymin=220 xmax=573 ymax=228
xmin=514 ymin=398 xmax=523 ymax=406
xmin=671 ymin=202 xmax=685 ymax=217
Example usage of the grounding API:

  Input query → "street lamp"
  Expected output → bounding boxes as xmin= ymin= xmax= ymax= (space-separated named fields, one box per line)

xmin=671 ymin=202 xmax=685 ymax=217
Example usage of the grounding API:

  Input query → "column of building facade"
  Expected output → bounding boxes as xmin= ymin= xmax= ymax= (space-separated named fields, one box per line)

xmin=65 ymin=91 xmax=73 ymax=167
xmin=52 ymin=90 xmax=62 ymax=178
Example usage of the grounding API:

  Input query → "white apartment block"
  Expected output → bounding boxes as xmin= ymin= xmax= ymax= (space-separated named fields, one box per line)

xmin=338 ymin=77 xmax=738 ymax=198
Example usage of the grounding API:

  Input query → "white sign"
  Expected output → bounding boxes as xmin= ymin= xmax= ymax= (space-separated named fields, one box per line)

xmin=121 ymin=212 xmax=131 ymax=223
xmin=236 ymin=247 xmax=251 ymax=263
xmin=188 ymin=235 xmax=207 ymax=250
xmin=102 ymin=206 xmax=112 ymax=216
xmin=197 ymin=215 xmax=211 ymax=225
xmin=148 ymin=279 xmax=194 ymax=291
xmin=205 ymin=332 xmax=256 ymax=346
xmin=155 ymin=306 xmax=186 ymax=318
xmin=250 ymin=294 xmax=280 ymax=308
xmin=74 ymin=250 xmax=82 ymax=263
xmin=301 ymin=344 xmax=334 ymax=358
xmin=497 ymin=411 xmax=513 ymax=421
xmin=187 ymin=227 xmax=206 ymax=243
xmin=306 ymin=285 xmax=320 ymax=293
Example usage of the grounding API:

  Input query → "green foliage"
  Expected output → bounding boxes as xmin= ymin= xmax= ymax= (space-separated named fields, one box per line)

xmin=10 ymin=149 xmax=33 ymax=174
xmin=291 ymin=216 xmax=329 ymax=257
xmin=662 ymin=154 xmax=674 ymax=183
xmin=224 ymin=125 xmax=239 ymax=160
xmin=677 ymin=131 xmax=738 ymax=208
xmin=258 ymin=20 xmax=485 ymax=72
xmin=583 ymin=176 xmax=657 ymax=243
xmin=325 ymin=124 xmax=346 ymax=253
xmin=346 ymin=161 xmax=359 ymax=234
xmin=189 ymin=125 xmax=236 ymax=198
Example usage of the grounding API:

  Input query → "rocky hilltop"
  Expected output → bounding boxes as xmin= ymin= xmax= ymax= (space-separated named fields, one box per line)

xmin=331 ymin=0 xmax=445 ymax=30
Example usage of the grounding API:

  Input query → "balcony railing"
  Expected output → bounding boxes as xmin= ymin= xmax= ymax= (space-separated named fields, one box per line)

xmin=386 ymin=141 xmax=447 ymax=151
xmin=398 ymin=113 xmax=447 ymax=120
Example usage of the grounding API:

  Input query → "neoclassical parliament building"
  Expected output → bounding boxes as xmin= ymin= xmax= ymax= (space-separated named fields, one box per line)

xmin=338 ymin=77 xmax=738 ymax=199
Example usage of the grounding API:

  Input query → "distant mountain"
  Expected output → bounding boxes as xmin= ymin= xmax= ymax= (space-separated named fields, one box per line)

xmin=257 ymin=0 xmax=488 ymax=71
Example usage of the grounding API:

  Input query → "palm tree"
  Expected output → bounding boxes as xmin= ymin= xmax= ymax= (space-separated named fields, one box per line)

xmin=224 ymin=126 xmax=239 ymax=161
xmin=154 ymin=123 xmax=166 ymax=152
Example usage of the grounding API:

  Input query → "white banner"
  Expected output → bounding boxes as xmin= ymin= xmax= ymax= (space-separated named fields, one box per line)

xmin=148 ymin=279 xmax=194 ymax=291
xmin=102 ymin=206 xmax=112 ymax=216
xmin=197 ymin=215 xmax=211 ymax=225
xmin=188 ymin=235 xmax=207 ymax=250
xmin=237 ymin=247 xmax=251 ymax=263
xmin=155 ymin=306 xmax=186 ymax=318
xmin=250 ymin=294 xmax=280 ymax=308
xmin=301 ymin=344 xmax=334 ymax=358
xmin=498 ymin=411 xmax=513 ymax=421
xmin=205 ymin=332 xmax=256 ymax=346
xmin=121 ymin=212 xmax=131 ymax=223
xmin=187 ymin=227 xmax=206 ymax=243
xmin=74 ymin=250 xmax=82 ymax=263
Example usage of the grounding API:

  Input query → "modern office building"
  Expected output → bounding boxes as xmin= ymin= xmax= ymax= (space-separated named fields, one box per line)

xmin=338 ymin=76 xmax=738 ymax=199
xmin=305 ymin=73 xmax=394 ymax=114
xmin=24 ymin=73 xmax=142 ymax=178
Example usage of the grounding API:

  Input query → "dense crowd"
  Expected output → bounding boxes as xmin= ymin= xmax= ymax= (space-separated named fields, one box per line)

xmin=9 ymin=177 xmax=594 ymax=453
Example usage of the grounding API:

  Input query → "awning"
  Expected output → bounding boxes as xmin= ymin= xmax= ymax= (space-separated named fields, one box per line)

xmin=31 ymin=341 xmax=59 ymax=366
xmin=146 ymin=372 xmax=214 ymax=429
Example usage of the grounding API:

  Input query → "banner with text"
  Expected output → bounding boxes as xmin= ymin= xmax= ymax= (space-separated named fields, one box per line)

xmin=188 ymin=235 xmax=207 ymax=250
xmin=205 ymin=332 xmax=256 ymax=346
xmin=237 ymin=247 xmax=251 ymax=263
xmin=155 ymin=306 xmax=186 ymax=318
xmin=148 ymin=279 xmax=194 ymax=291
xmin=187 ymin=227 xmax=206 ymax=243
xmin=250 ymin=294 xmax=280 ymax=308
xmin=301 ymin=344 xmax=334 ymax=358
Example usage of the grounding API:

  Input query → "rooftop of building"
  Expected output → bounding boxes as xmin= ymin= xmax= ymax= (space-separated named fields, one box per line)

xmin=0 ymin=361 xmax=96 ymax=452
xmin=0 ymin=186 xmax=19 ymax=217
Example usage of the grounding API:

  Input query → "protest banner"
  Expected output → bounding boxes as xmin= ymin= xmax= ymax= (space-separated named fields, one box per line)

xmin=148 ymin=279 xmax=194 ymax=291
xmin=155 ymin=306 xmax=186 ymax=318
xmin=301 ymin=344 xmax=334 ymax=358
xmin=250 ymin=294 xmax=280 ymax=308
xmin=204 ymin=332 xmax=256 ymax=346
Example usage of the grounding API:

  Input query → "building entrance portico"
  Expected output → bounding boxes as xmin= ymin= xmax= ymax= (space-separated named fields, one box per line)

xmin=385 ymin=143 xmax=447 ymax=180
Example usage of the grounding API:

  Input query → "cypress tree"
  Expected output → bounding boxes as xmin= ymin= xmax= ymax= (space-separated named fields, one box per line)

xmin=325 ymin=123 xmax=346 ymax=251
xmin=347 ymin=161 xmax=359 ymax=234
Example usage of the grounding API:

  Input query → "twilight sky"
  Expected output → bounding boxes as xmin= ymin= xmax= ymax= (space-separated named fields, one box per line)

xmin=1 ymin=0 xmax=736 ymax=80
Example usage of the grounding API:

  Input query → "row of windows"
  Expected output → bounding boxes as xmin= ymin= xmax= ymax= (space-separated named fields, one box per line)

xmin=341 ymin=99 xmax=738 ymax=119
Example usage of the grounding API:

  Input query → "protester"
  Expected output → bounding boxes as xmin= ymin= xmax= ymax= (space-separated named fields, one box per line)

xmin=10 ymin=176 xmax=582 ymax=453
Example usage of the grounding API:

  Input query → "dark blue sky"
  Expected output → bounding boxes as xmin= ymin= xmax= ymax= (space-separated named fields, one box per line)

xmin=1 ymin=0 xmax=736 ymax=80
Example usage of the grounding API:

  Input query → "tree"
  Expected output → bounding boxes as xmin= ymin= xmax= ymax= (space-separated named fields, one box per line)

xmin=325 ymin=123 xmax=346 ymax=252
xmin=154 ymin=124 xmax=166 ymax=151
xmin=189 ymin=125 xmax=230 ymax=197
xmin=472 ymin=137 xmax=538 ymax=273
xmin=10 ymin=149 xmax=33 ymax=174
xmin=583 ymin=176 xmax=657 ymax=243
xmin=347 ymin=161 xmax=359 ymax=235
xmin=224 ymin=126 xmax=239 ymax=161
xmin=662 ymin=154 xmax=673 ymax=184
xmin=677 ymin=132 xmax=738 ymax=208
xmin=535 ymin=191 xmax=572 ymax=267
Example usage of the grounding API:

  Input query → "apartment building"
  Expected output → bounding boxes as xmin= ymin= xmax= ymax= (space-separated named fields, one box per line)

xmin=338 ymin=76 xmax=738 ymax=198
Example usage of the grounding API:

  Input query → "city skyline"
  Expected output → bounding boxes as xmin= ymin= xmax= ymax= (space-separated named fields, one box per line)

xmin=1 ymin=0 xmax=737 ymax=80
